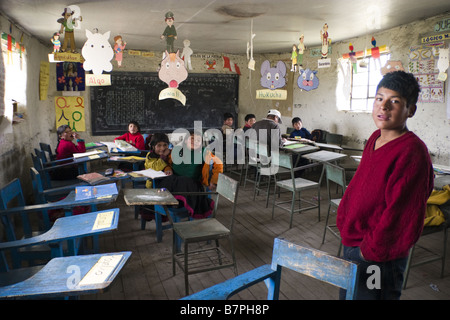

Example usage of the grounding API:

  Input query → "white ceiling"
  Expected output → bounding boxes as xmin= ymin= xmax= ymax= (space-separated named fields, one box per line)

xmin=1 ymin=0 xmax=450 ymax=55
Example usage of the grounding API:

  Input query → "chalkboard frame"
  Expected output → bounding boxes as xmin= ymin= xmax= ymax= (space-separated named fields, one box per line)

xmin=90 ymin=72 xmax=239 ymax=136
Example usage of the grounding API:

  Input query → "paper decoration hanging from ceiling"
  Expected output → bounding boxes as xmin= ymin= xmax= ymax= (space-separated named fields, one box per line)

xmin=223 ymin=56 xmax=241 ymax=75
xmin=158 ymin=50 xmax=188 ymax=105
xmin=320 ymin=23 xmax=330 ymax=59
xmin=57 ymin=6 xmax=82 ymax=53
xmin=298 ymin=34 xmax=305 ymax=68
xmin=437 ymin=47 xmax=449 ymax=81
xmin=181 ymin=39 xmax=193 ymax=70
xmin=161 ymin=11 xmax=177 ymax=53
xmin=291 ymin=44 xmax=298 ymax=72
xmin=348 ymin=43 xmax=357 ymax=73
xmin=82 ymin=30 xmax=113 ymax=86
xmin=297 ymin=68 xmax=319 ymax=91
xmin=51 ymin=32 xmax=61 ymax=52
xmin=113 ymin=35 xmax=127 ymax=68
xmin=256 ymin=60 xmax=287 ymax=100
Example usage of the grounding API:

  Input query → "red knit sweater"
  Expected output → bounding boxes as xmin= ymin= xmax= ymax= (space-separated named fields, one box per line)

xmin=114 ymin=132 xmax=145 ymax=150
xmin=337 ymin=130 xmax=434 ymax=262
xmin=56 ymin=139 xmax=86 ymax=160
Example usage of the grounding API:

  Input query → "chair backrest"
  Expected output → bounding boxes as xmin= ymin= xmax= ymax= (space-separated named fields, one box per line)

xmin=325 ymin=133 xmax=343 ymax=146
xmin=0 ymin=179 xmax=32 ymax=241
xmin=270 ymin=238 xmax=359 ymax=300
xmin=325 ymin=163 xmax=346 ymax=197
xmin=31 ymin=153 xmax=52 ymax=190
xmin=215 ymin=173 xmax=239 ymax=230
xmin=39 ymin=142 xmax=56 ymax=161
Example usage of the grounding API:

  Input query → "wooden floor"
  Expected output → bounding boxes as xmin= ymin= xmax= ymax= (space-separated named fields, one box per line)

xmin=83 ymin=168 xmax=450 ymax=300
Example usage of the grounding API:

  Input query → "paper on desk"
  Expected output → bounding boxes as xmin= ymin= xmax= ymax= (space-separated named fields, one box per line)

xmin=78 ymin=254 xmax=123 ymax=286
xmin=92 ymin=210 xmax=114 ymax=230
xmin=100 ymin=141 xmax=117 ymax=151
xmin=133 ymin=168 xmax=167 ymax=179
xmin=73 ymin=149 xmax=104 ymax=159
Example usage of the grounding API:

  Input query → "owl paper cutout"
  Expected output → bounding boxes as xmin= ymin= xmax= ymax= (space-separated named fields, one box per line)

xmin=437 ymin=47 xmax=449 ymax=81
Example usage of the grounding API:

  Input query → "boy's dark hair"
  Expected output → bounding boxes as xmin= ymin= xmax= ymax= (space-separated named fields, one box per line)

xmin=149 ymin=132 xmax=170 ymax=149
xmin=292 ymin=117 xmax=302 ymax=125
xmin=376 ymin=71 xmax=420 ymax=107
xmin=245 ymin=114 xmax=256 ymax=121
xmin=223 ymin=112 xmax=234 ymax=121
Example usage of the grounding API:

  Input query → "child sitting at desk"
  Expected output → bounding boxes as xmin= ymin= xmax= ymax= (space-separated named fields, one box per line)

xmin=52 ymin=124 xmax=86 ymax=180
xmin=160 ymin=131 xmax=223 ymax=219
xmin=114 ymin=120 xmax=145 ymax=150
xmin=289 ymin=117 xmax=313 ymax=141
xmin=144 ymin=133 xmax=173 ymax=189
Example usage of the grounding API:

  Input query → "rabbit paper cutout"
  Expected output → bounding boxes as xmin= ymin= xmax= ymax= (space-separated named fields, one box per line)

xmin=260 ymin=60 xmax=287 ymax=90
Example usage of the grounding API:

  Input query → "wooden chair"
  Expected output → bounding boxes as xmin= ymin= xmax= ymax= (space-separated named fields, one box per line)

xmin=182 ymin=238 xmax=359 ymax=300
xmin=168 ymin=173 xmax=239 ymax=296
xmin=321 ymin=163 xmax=346 ymax=256
xmin=39 ymin=142 xmax=56 ymax=161
xmin=0 ymin=251 xmax=131 ymax=300
xmin=0 ymin=178 xmax=119 ymax=268
xmin=271 ymin=152 xmax=322 ymax=228
xmin=325 ymin=133 xmax=343 ymax=146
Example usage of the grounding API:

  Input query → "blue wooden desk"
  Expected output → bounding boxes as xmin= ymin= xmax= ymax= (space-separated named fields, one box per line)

xmin=0 ymin=251 xmax=131 ymax=300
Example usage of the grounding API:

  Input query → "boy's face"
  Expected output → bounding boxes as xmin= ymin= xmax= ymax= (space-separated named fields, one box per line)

xmin=128 ymin=123 xmax=139 ymax=134
xmin=372 ymin=87 xmax=416 ymax=132
xmin=224 ymin=117 xmax=233 ymax=127
xmin=246 ymin=117 xmax=256 ymax=127
xmin=293 ymin=121 xmax=302 ymax=131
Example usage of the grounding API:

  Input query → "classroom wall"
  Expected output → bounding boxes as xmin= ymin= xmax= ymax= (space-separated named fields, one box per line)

xmin=0 ymin=11 xmax=449 ymax=199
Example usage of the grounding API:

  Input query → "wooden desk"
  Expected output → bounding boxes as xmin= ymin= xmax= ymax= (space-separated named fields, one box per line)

xmin=314 ymin=142 xmax=343 ymax=152
xmin=301 ymin=150 xmax=347 ymax=163
xmin=282 ymin=143 xmax=319 ymax=155
xmin=123 ymin=188 xmax=179 ymax=242
xmin=108 ymin=155 xmax=146 ymax=171
xmin=0 ymin=251 xmax=131 ymax=300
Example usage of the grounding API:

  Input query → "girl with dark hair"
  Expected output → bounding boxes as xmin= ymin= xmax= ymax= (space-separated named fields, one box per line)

xmin=114 ymin=120 xmax=145 ymax=150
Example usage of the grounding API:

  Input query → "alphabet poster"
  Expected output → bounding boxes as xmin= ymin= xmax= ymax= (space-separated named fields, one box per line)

xmin=409 ymin=43 xmax=445 ymax=103
xmin=55 ymin=96 xmax=86 ymax=131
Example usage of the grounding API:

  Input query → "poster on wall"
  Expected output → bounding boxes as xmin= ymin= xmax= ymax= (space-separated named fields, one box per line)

xmin=409 ymin=43 xmax=445 ymax=103
xmin=55 ymin=96 xmax=85 ymax=131
xmin=56 ymin=61 xmax=85 ymax=91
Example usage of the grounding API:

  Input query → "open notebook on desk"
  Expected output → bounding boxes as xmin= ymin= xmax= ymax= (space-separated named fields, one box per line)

xmin=129 ymin=168 xmax=168 ymax=179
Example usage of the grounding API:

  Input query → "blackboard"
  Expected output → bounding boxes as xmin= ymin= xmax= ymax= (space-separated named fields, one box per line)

xmin=90 ymin=72 xmax=239 ymax=136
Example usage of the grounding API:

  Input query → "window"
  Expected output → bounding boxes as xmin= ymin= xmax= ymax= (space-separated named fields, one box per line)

xmin=337 ymin=53 xmax=390 ymax=112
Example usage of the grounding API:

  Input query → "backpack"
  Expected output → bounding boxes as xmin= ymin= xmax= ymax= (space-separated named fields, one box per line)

xmin=311 ymin=129 xmax=328 ymax=143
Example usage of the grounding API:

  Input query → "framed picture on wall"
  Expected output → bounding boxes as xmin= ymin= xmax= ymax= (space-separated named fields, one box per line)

xmin=56 ymin=61 xmax=85 ymax=91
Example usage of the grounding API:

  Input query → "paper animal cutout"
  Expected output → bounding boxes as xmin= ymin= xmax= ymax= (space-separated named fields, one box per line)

xmin=57 ymin=6 xmax=82 ymax=53
xmin=158 ymin=50 xmax=188 ymax=88
xmin=181 ymin=39 xmax=193 ymax=70
xmin=161 ymin=11 xmax=177 ymax=53
xmin=51 ymin=32 xmax=61 ymax=52
xmin=298 ymin=34 xmax=305 ymax=67
xmin=320 ymin=23 xmax=330 ymax=59
xmin=297 ymin=68 xmax=319 ymax=91
xmin=381 ymin=60 xmax=404 ymax=75
xmin=82 ymin=30 xmax=113 ymax=75
xmin=113 ymin=35 xmax=126 ymax=67
xmin=437 ymin=47 xmax=449 ymax=81
xmin=260 ymin=60 xmax=287 ymax=90
xmin=158 ymin=50 xmax=188 ymax=105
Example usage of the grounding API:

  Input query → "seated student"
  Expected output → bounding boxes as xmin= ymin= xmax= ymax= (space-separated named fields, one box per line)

xmin=159 ymin=131 xmax=223 ymax=219
xmin=52 ymin=124 xmax=86 ymax=180
xmin=114 ymin=120 xmax=145 ymax=150
xmin=144 ymin=133 xmax=173 ymax=189
xmin=289 ymin=117 xmax=313 ymax=141
xmin=221 ymin=112 xmax=234 ymax=135
xmin=243 ymin=113 xmax=256 ymax=132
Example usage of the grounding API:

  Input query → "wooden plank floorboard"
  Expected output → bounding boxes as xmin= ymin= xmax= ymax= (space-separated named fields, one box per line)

xmin=81 ymin=172 xmax=450 ymax=300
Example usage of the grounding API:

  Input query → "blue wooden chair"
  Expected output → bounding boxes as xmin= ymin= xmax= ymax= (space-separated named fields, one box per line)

xmin=0 ymin=251 xmax=131 ymax=300
xmin=182 ymin=238 xmax=359 ymax=300
xmin=39 ymin=142 xmax=56 ymax=161
xmin=0 ymin=178 xmax=119 ymax=268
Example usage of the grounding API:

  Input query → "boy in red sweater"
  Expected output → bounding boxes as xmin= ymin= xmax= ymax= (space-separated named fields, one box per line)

xmin=337 ymin=71 xmax=434 ymax=299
